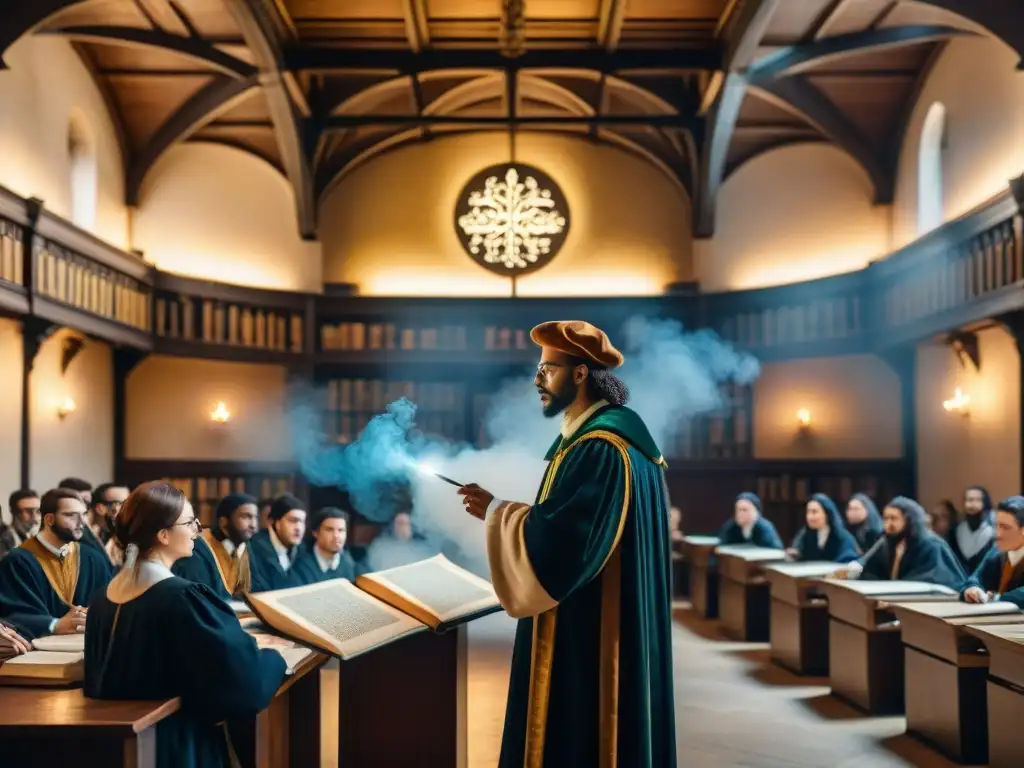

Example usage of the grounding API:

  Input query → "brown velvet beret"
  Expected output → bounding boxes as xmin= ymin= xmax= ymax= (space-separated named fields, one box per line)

xmin=530 ymin=320 xmax=624 ymax=370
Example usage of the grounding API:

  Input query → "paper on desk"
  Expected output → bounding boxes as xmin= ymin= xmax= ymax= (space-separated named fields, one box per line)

xmin=228 ymin=600 xmax=251 ymax=615
xmin=279 ymin=647 xmax=314 ymax=675
xmin=3 ymin=650 xmax=83 ymax=666
xmin=32 ymin=634 xmax=85 ymax=653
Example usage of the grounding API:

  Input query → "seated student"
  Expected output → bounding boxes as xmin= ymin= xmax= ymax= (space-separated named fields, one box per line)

xmin=85 ymin=483 xmax=131 ymax=566
xmin=173 ymin=494 xmax=258 ymax=599
xmin=834 ymin=496 xmax=966 ymax=589
xmin=290 ymin=507 xmax=357 ymax=585
xmin=788 ymin=493 xmax=860 ymax=563
xmin=0 ymin=489 xmax=41 ymax=559
xmin=84 ymin=481 xmax=286 ymax=768
xmin=257 ymin=498 xmax=273 ymax=530
xmin=961 ymin=495 xmax=1024 ymax=607
xmin=845 ymin=493 xmax=883 ymax=554
xmin=717 ymin=492 xmax=783 ymax=548
xmin=248 ymin=494 xmax=306 ymax=592
xmin=0 ymin=488 xmax=113 ymax=639
xmin=948 ymin=485 xmax=995 ymax=574
xmin=58 ymin=477 xmax=93 ymax=506
xmin=928 ymin=499 xmax=956 ymax=539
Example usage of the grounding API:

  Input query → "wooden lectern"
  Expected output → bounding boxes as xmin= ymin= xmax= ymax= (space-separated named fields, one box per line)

xmin=892 ymin=601 xmax=1024 ymax=765
xmin=681 ymin=536 xmax=720 ymax=618
xmin=763 ymin=562 xmax=840 ymax=675
xmin=963 ymin=623 xmax=1024 ymax=768
xmin=817 ymin=580 xmax=956 ymax=714
xmin=716 ymin=546 xmax=787 ymax=642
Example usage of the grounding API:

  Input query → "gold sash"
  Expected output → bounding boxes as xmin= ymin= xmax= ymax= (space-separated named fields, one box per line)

xmin=20 ymin=537 xmax=81 ymax=607
xmin=201 ymin=530 xmax=250 ymax=595
xmin=524 ymin=430 xmax=633 ymax=768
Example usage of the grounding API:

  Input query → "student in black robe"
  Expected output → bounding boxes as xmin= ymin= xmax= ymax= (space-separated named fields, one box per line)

xmin=835 ymin=496 xmax=966 ymax=589
xmin=290 ymin=507 xmax=357 ymax=586
xmin=928 ymin=499 xmax=956 ymax=539
xmin=247 ymin=493 xmax=306 ymax=592
xmin=845 ymin=493 xmax=883 ymax=554
xmin=173 ymin=494 xmax=258 ymax=599
xmin=717 ymin=492 xmax=783 ymax=548
xmin=947 ymin=485 xmax=995 ymax=574
xmin=788 ymin=493 xmax=860 ymax=563
xmin=0 ymin=488 xmax=113 ymax=639
xmin=960 ymin=495 xmax=1024 ymax=606
xmin=0 ymin=489 xmax=41 ymax=559
xmin=85 ymin=481 xmax=286 ymax=768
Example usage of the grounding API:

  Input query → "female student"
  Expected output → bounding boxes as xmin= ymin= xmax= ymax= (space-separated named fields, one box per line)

xmin=717 ymin=492 xmax=783 ymax=548
xmin=845 ymin=493 xmax=884 ymax=554
xmin=789 ymin=493 xmax=860 ymax=563
xmin=84 ymin=482 xmax=287 ymax=768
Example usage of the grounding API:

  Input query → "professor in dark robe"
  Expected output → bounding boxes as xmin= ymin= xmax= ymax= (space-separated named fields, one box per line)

xmin=961 ymin=495 xmax=1024 ymax=607
xmin=836 ymin=496 xmax=965 ymax=589
xmin=459 ymin=320 xmax=675 ymax=768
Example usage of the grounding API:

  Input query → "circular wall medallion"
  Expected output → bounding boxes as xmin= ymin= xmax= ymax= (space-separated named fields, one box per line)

xmin=454 ymin=163 xmax=570 ymax=276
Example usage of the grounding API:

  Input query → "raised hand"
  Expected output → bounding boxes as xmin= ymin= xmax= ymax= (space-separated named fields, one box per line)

xmin=457 ymin=483 xmax=495 ymax=521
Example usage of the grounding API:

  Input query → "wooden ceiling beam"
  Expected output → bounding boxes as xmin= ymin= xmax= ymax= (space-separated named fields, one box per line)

xmin=809 ymin=0 xmax=856 ymax=41
xmin=597 ymin=0 xmax=628 ymax=52
xmin=692 ymin=0 xmax=778 ymax=238
xmin=400 ymin=0 xmax=431 ymax=53
xmin=38 ymin=26 xmax=256 ymax=78
xmin=910 ymin=0 xmax=1024 ymax=66
xmin=321 ymin=114 xmax=694 ymax=129
xmin=747 ymin=25 xmax=974 ymax=81
xmin=752 ymin=78 xmax=892 ymax=202
xmin=285 ymin=47 xmax=722 ymax=73
xmin=223 ymin=0 xmax=316 ymax=239
xmin=126 ymin=74 xmax=259 ymax=205
xmin=133 ymin=0 xmax=191 ymax=37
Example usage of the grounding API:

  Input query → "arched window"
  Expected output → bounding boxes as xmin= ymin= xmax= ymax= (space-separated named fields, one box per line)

xmin=68 ymin=112 xmax=97 ymax=231
xmin=917 ymin=102 xmax=947 ymax=236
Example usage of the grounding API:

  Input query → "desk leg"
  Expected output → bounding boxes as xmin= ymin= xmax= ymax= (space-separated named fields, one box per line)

xmin=123 ymin=730 xmax=157 ymax=768
xmin=338 ymin=626 xmax=467 ymax=767
xmin=771 ymin=600 xmax=827 ymax=675
xmin=288 ymin=665 xmax=322 ymax=768
xmin=987 ymin=680 xmax=1024 ymax=768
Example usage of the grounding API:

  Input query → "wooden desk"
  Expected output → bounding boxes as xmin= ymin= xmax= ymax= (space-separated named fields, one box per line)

xmin=716 ymin=546 xmax=787 ymax=642
xmin=964 ymin=623 xmax=1024 ymax=768
xmin=893 ymin=602 xmax=1024 ymax=765
xmin=0 ymin=688 xmax=180 ymax=767
xmin=681 ymin=536 xmax=720 ymax=618
xmin=232 ymin=650 xmax=328 ymax=768
xmin=337 ymin=624 xmax=468 ymax=768
xmin=818 ymin=580 xmax=957 ymax=715
xmin=764 ymin=562 xmax=841 ymax=675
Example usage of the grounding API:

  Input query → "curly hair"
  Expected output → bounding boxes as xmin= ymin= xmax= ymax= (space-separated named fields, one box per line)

xmin=587 ymin=368 xmax=629 ymax=406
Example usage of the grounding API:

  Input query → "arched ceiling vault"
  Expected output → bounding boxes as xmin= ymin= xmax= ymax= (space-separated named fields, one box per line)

xmin=1 ymin=0 xmax=1020 ymax=240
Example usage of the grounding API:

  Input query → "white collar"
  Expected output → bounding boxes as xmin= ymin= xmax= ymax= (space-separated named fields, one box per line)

xmin=107 ymin=559 xmax=174 ymax=604
xmin=561 ymin=399 xmax=610 ymax=440
xmin=268 ymin=525 xmax=290 ymax=556
xmin=36 ymin=533 xmax=70 ymax=560
xmin=956 ymin=517 xmax=994 ymax=559
xmin=219 ymin=536 xmax=246 ymax=559
xmin=1008 ymin=545 xmax=1024 ymax=567
xmin=314 ymin=546 xmax=341 ymax=573
xmin=740 ymin=520 xmax=755 ymax=539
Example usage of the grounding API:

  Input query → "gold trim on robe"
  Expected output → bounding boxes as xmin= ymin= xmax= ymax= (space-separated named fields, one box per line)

xmin=201 ymin=531 xmax=250 ymax=595
xmin=20 ymin=537 xmax=81 ymax=607
xmin=523 ymin=429 xmax=633 ymax=768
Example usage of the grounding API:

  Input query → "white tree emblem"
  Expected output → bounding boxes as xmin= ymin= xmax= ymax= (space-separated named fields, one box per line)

xmin=457 ymin=167 xmax=568 ymax=270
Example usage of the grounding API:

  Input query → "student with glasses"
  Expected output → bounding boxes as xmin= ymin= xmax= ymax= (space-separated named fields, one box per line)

xmin=84 ymin=481 xmax=287 ymax=768
xmin=0 ymin=488 xmax=113 ymax=639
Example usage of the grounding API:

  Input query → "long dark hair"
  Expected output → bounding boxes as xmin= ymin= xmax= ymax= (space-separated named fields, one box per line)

xmin=114 ymin=482 xmax=187 ymax=558
xmin=885 ymin=496 xmax=928 ymax=540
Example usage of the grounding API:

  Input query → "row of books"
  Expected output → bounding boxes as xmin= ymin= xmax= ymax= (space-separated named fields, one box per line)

xmin=161 ymin=476 xmax=296 ymax=526
xmin=719 ymin=297 xmax=858 ymax=348
xmin=35 ymin=247 xmax=149 ymax=330
xmin=0 ymin=221 xmax=23 ymax=286
xmin=319 ymin=323 xmax=534 ymax=352
xmin=154 ymin=296 xmax=304 ymax=352
xmin=325 ymin=379 xmax=463 ymax=413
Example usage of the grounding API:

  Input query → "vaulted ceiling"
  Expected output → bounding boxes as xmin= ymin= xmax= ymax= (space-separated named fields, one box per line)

xmin=3 ymin=1 xmax=1021 ymax=240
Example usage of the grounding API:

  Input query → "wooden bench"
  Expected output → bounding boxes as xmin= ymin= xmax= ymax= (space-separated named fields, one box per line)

xmin=763 ymin=562 xmax=841 ymax=675
xmin=716 ymin=546 xmax=787 ymax=642
xmin=963 ymin=622 xmax=1024 ymax=768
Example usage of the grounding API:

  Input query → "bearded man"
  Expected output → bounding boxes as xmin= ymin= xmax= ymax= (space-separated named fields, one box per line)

xmin=459 ymin=320 xmax=676 ymax=768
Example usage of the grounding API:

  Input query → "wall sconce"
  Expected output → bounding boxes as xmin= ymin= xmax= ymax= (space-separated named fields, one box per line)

xmin=942 ymin=388 xmax=970 ymax=416
xmin=57 ymin=396 xmax=76 ymax=420
xmin=210 ymin=401 xmax=231 ymax=424
xmin=796 ymin=408 xmax=812 ymax=430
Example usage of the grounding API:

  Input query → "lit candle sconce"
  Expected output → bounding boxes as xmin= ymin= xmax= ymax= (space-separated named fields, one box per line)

xmin=57 ymin=395 xmax=76 ymax=420
xmin=796 ymin=408 xmax=812 ymax=431
xmin=942 ymin=388 xmax=970 ymax=416
xmin=210 ymin=401 xmax=231 ymax=424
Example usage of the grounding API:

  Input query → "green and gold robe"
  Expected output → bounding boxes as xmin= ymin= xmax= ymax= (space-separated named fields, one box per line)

xmin=486 ymin=402 xmax=676 ymax=768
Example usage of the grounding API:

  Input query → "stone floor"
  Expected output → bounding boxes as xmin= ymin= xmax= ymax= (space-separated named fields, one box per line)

xmin=323 ymin=603 xmax=962 ymax=767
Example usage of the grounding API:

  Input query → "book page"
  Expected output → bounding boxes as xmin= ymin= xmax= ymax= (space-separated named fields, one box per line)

xmin=833 ymin=580 xmax=957 ymax=596
xmin=32 ymin=634 xmax=85 ymax=653
xmin=245 ymin=579 xmax=424 ymax=660
xmin=356 ymin=554 xmax=499 ymax=628
xmin=0 ymin=651 xmax=84 ymax=681
xmin=2 ymin=651 xmax=84 ymax=666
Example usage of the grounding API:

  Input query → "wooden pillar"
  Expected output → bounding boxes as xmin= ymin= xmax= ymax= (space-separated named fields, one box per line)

xmin=1000 ymin=312 xmax=1024 ymax=491
xmin=879 ymin=350 xmax=917 ymax=498
xmin=112 ymin=349 xmax=148 ymax=484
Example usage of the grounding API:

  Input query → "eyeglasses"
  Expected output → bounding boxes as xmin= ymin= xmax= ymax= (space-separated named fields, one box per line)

xmin=535 ymin=362 xmax=566 ymax=379
xmin=172 ymin=518 xmax=203 ymax=534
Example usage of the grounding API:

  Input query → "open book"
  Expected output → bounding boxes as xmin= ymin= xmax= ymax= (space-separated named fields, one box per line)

xmin=0 ymin=651 xmax=84 ymax=685
xmin=244 ymin=554 xmax=502 ymax=660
